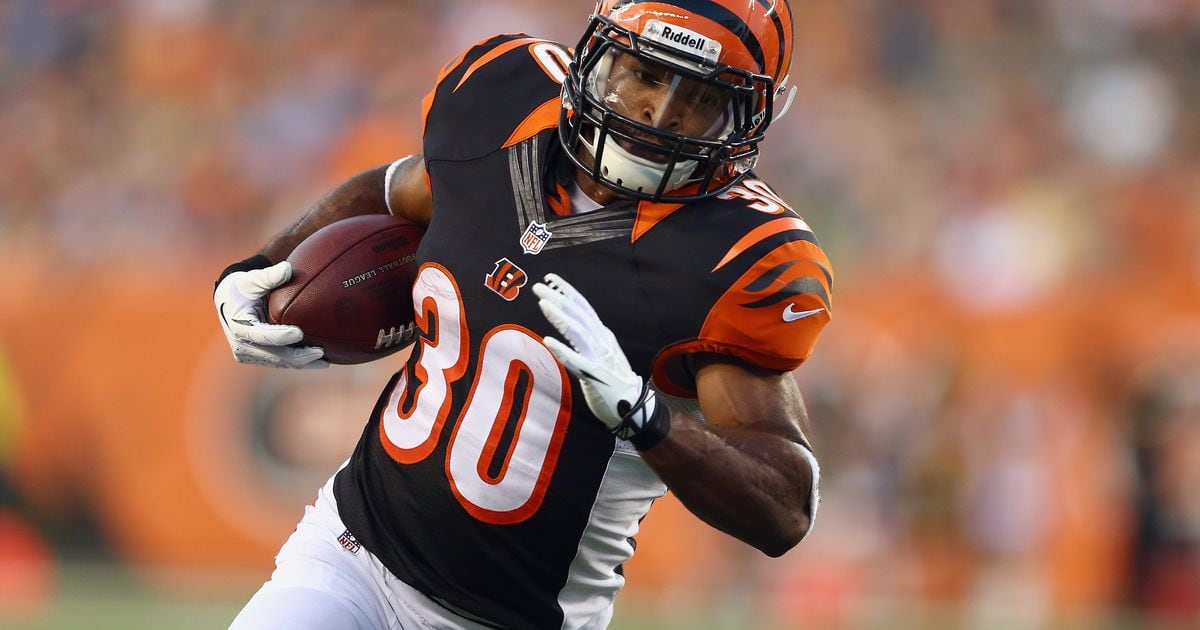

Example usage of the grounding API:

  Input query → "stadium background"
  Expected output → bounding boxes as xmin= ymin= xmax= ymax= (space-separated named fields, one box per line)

xmin=0 ymin=1 xmax=1198 ymax=628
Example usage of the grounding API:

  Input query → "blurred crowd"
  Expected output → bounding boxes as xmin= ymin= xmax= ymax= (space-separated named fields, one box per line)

xmin=1 ymin=0 xmax=1199 ymax=627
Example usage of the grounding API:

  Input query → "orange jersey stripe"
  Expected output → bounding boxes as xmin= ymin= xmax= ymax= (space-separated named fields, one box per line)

xmin=546 ymin=183 xmax=571 ymax=217
xmin=632 ymin=201 xmax=685 ymax=243
xmin=454 ymin=36 xmax=544 ymax=92
xmin=651 ymin=238 xmax=833 ymax=397
xmin=711 ymin=216 xmax=813 ymax=272
xmin=421 ymin=48 xmax=471 ymax=134
xmin=793 ymin=239 xmax=834 ymax=292
xmin=503 ymin=96 xmax=561 ymax=149
xmin=420 ymin=89 xmax=436 ymax=135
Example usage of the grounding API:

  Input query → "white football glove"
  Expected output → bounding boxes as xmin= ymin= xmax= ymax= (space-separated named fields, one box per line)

xmin=534 ymin=273 xmax=670 ymax=447
xmin=214 ymin=260 xmax=329 ymax=369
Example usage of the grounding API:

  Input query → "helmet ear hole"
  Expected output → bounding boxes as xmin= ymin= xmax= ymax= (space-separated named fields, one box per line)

xmin=585 ymin=49 xmax=616 ymax=102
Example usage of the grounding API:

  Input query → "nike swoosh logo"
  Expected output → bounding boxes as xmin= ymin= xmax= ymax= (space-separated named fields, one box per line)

xmin=221 ymin=303 xmax=258 ymax=329
xmin=577 ymin=368 xmax=606 ymax=386
xmin=782 ymin=304 xmax=825 ymax=322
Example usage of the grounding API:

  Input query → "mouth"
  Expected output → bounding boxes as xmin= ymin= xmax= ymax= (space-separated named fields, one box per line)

xmin=600 ymin=118 xmax=670 ymax=163
xmin=617 ymin=139 xmax=672 ymax=163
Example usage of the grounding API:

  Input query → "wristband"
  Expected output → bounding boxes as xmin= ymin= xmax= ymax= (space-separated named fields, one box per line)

xmin=612 ymin=384 xmax=672 ymax=450
xmin=214 ymin=254 xmax=273 ymax=293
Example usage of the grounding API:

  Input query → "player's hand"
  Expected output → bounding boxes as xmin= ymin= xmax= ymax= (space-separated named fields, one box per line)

xmin=534 ymin=273 xmax=669 ymax=447
xmin=214 ymin=261 xmax=329 ymax=369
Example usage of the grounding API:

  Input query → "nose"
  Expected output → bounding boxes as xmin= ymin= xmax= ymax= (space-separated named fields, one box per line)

xmin=638 ymin=93 xmax=683 ymax=132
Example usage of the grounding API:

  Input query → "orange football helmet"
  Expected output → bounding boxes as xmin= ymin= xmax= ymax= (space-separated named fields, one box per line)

xmin=559 ymin=0 xmax=795 ymax=201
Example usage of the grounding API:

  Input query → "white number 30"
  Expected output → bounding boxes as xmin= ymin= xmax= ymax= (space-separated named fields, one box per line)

xmin=718 ymin=179 xmax=793 ymax=214
xmin=379 ymin=264 xmax=572 ymax=525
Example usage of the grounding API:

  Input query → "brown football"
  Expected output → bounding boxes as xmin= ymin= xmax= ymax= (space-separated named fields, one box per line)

xmin=268 ymin=214 xmax=424 ymax=364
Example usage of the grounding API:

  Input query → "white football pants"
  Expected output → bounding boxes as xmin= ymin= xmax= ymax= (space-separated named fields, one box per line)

xmin=228 ymin=473 xmax=614 ymax=629
xmin=228 ymin=474 xmax=488 ymax=629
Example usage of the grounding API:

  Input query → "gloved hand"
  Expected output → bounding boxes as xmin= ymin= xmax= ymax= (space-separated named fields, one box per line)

xmin=533 ymin=273 xmax=670 ymax=448
xmin=214 ymin=257 xmax=329 ymax=369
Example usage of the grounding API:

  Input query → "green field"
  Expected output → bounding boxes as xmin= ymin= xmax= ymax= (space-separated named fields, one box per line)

xmin=0 ymin=563 xmax=768 ymax=630
xmin=5 ymin=563 xmax=1174 ymax=630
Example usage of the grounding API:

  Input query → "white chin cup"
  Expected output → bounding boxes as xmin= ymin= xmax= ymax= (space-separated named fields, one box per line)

xmin=581 ymin=128 xmax=697 ymax=194
xmin=581 ymin=49 xmax=697 ymax=195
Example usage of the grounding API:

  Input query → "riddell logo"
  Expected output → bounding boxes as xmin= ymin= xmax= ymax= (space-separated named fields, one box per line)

xmin=643 ymin=20 xmax=721 ymax=62
xmin=660 ymin=26 xmax=707 ymax=52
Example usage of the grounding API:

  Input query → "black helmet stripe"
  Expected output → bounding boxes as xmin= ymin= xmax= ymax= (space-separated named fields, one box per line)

xmin=754 ymin=0 xmax=788 ymax=78
xmin=612 ymin=0 xmax=766 ymax=74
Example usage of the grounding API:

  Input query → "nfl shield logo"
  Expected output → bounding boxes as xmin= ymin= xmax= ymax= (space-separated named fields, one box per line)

xmin=520 ymin=221 xmax=552 ymax=255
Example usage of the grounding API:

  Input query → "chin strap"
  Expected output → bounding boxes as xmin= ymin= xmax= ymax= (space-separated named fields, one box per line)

xmin=773 ymin=76 xmax=797 ymax=123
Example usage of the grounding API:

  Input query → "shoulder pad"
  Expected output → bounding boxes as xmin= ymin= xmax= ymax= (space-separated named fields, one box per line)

xmin=422 ymin=34 xmax=571 ymax=160
xmin=647 ymin=178 xmax=834 ymax=396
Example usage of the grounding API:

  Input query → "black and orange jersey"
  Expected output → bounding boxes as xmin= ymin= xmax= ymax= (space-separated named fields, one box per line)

xmin=334 ymin=34 xmax=832 ymax=629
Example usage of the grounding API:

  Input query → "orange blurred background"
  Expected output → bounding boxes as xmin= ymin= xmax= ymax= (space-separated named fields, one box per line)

xmin=1 ymin=1 xmax=1198 ymax=628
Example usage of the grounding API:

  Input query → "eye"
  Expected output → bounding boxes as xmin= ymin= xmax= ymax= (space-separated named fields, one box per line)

xmin=632 ymin=69 xmax=657 ymax=85
xmin=685 ymin=90 xmax=721 ymax=109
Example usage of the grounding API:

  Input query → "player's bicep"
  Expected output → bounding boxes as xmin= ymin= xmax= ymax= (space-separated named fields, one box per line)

xmin=693 ymin=355 xmax=810 ymax=446
xmin=385 ymin=154 xmax=433 ymax=226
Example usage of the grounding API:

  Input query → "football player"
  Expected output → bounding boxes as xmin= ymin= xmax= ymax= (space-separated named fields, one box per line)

xmin=216 ymin=1 xmax=831 ymax=628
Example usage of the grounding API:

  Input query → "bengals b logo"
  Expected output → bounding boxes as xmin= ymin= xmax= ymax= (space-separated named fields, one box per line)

xmin=485 ymin=258 xmax=527 ymax=301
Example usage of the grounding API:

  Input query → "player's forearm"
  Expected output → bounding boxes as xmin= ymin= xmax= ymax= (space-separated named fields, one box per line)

xmin=639 ymin=417 xmax=815 ymax=557
xmin=259 ymin=165 xmax=390 ymax=262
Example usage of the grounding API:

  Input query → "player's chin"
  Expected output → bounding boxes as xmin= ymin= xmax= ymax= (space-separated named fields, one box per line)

xmin=616 ymin=137 xmax=674 ymax=163
xmin=612 ymin=127 xmax=709 ymax=164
